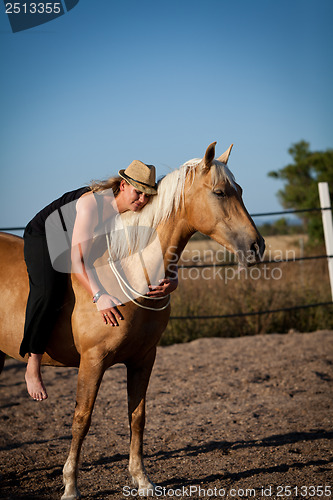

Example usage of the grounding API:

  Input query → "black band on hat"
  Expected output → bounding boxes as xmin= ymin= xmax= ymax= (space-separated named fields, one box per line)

xmin=121 ymin=171 xmax=157 ymax=190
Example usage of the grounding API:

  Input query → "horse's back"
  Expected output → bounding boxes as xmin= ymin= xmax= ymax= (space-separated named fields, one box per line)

xmin=0 ymin=232 xmax=81 ymax=366
xmin=0 ymin=233 xmax=29 ymax=361
xmin=0 ymin=231 xmax=25 ymax=261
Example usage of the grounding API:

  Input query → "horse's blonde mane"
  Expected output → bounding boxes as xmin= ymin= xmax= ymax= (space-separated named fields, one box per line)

xmin=122 ymin=158 xmax=236 ymax=228
xmin=109 ymin=158 xmax=236 ymax=260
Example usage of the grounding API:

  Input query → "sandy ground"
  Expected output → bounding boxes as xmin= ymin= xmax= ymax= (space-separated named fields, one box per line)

xmin=0 ymin=330 xmax=332 ymax=500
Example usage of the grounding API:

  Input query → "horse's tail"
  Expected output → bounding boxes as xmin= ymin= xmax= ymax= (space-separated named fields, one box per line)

xmin=0 ymin=351 xmax=6 ymax=375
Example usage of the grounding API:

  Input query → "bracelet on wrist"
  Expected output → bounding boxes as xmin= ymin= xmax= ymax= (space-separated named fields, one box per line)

xmin=92 ymin=291 xmax=103 ymax=303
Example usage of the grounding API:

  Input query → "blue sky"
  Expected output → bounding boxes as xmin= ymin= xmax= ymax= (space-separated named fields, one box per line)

xmin=1 ymin=0 xmax=332 ymax=231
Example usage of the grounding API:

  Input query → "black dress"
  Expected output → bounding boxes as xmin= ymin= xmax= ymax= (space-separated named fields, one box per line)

xmin=20 ymin=187 xmax=90 ymax=357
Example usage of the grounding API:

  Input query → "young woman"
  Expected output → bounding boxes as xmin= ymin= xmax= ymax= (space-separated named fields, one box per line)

xmin=20 ymin=160 xmax=178 ymax=401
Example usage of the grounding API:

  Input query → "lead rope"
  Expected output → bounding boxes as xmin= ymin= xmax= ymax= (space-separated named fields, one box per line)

xmin=105 ymin=233 xmax=170 ymax=312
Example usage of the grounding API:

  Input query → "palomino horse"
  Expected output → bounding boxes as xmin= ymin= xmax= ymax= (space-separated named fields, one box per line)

xmin=0 ymin=142 xmax=264 ymax=499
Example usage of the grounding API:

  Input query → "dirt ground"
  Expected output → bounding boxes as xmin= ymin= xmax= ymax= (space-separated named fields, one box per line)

xmin=1 ymin=330 xmax=332 ymax=500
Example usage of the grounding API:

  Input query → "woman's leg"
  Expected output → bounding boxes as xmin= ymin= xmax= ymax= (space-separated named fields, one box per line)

xmin=20 ymin=230 xmax=67 ymax=400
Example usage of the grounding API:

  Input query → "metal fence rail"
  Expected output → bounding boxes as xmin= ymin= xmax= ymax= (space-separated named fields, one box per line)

xmin=179 ymin=254 xmax=333 ymax=269
xmin=170 ymin=301 xmax=333 ymax=321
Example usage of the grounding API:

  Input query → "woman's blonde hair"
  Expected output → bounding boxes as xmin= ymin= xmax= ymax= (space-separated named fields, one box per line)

xmin=89 ymin=176 xmax=123 ymax=196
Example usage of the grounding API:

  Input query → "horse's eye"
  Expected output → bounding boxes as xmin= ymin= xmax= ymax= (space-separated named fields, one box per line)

xmin=213 ymin=189 xmax=226 ymax=198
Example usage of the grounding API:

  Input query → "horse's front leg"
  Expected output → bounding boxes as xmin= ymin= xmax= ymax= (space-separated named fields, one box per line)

xmin=61 ymin=352 xmax=106 ymax=500
xmin=126 ymin=347 xmax=156 ymax=496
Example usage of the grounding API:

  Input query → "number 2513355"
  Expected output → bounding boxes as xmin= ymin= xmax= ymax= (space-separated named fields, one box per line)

xmin=5 ymin=3 xmax=62 ymax=14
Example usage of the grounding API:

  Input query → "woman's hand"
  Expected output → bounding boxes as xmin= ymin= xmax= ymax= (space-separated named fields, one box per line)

xmin=147 ymin=277 xmax=178 ymax=298
xmin=96 ymin=294 xmax=123 ymax=326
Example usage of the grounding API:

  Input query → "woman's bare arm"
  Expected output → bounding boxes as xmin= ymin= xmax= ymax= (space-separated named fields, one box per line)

xmin=71 ymin=194 xmax=123 ymax=326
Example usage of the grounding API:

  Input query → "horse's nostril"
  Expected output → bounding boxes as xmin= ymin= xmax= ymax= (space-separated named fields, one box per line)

xmin=250 ymin=239 xmax=265 ymax=260
xmin=250 ymin=242 xmax=259 ymax=256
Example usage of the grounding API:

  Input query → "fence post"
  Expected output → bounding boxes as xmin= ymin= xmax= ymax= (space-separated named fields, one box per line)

xmin=318 ymin=182 xmax=333 ymax=301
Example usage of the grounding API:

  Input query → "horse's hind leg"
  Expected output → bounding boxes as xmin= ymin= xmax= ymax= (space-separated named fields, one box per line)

xmin=0 ymin=351 xmax=6 ymax=375
xmin=62 ymin=354 xmax=105 ymax=500
xmin=126 ymin=347 xmax=156 ymax=495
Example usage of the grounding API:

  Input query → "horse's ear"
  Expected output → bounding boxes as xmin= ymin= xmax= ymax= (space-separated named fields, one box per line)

xmin=217 ymin=144 xmax=233 ymax=165
xmin=201 ymin=142 xmax=217 ymax=172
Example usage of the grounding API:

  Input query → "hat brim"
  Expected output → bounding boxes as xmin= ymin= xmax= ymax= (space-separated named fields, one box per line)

xmin=118 ymin=170 xmax=157 ymax=195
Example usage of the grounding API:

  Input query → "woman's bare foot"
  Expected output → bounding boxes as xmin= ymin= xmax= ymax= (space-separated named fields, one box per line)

xmin=25 ymin=353 xmax=48 ymax=401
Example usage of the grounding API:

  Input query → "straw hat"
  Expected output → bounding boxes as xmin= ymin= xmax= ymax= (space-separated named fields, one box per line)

xmin=118 ymin=160 xmax=157 ymax=195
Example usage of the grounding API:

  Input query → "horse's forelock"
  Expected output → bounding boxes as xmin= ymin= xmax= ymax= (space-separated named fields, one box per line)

xmin=182 ymin=158 xmax=237 ymax=191
xmin=211 ymin=160 xmax=237 ymax=190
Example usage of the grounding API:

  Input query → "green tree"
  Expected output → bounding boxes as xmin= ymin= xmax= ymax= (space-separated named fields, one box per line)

xmin=268 ymin=141 xmax=333 ymax=242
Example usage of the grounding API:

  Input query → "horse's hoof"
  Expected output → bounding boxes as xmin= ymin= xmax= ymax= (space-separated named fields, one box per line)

xmin=138 ymin=486 xmax=155 ymax=497
xmin=61 ymin=489 xmax=81 ymax=500
xmin=138 ymin=481 xmax=156 ymax=497
xmin=131 ymin=477 xmax=156 ymax=496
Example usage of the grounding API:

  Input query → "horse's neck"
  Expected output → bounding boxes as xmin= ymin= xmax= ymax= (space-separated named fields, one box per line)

xmin=157 ymin=214 xmax=195 ymax=269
